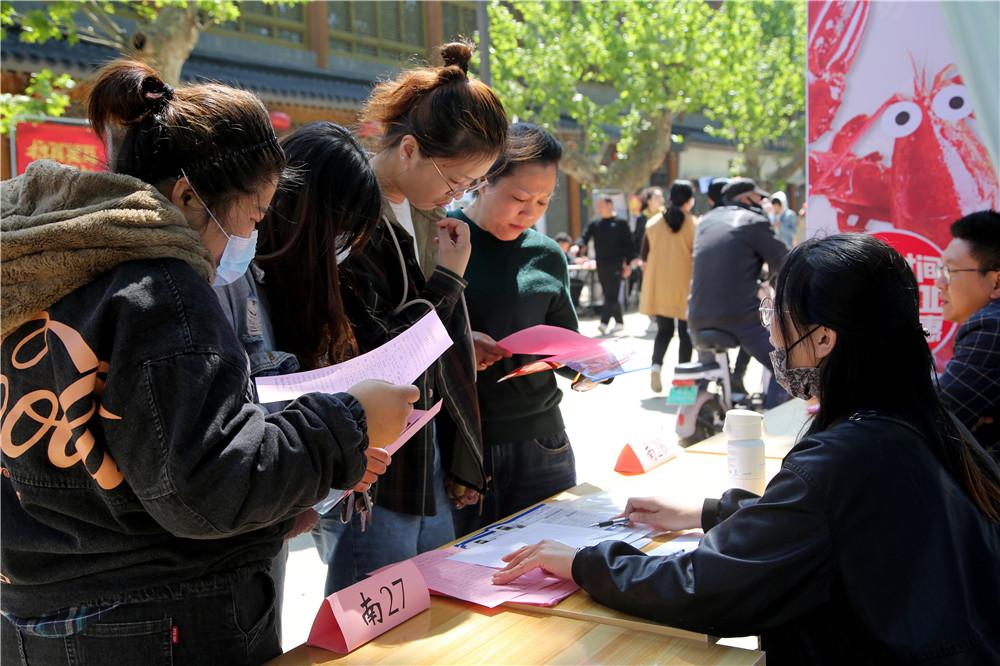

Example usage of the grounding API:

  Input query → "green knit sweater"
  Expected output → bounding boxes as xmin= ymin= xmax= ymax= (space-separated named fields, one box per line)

xmin=450 ymin=209 xmax=579 ymax=445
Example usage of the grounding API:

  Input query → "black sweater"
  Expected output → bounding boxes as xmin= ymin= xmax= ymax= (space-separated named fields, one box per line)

xmin=452 ymin=210 xmax=578 ymax=444
xmin=580 ymin=216 xmax=635 ymax=268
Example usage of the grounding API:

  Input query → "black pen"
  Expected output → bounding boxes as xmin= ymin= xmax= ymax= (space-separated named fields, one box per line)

xmin=589 ymin=516 xmax=630 ymax=528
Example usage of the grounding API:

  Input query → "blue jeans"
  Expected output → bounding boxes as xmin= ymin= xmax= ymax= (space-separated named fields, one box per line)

xmin=1 ymin=569 xmax=280 ymax=665
xmin=312 ymin=441 xmax=455 ymax=596
xmin=453 ymin=430 xmax=577 ymax=537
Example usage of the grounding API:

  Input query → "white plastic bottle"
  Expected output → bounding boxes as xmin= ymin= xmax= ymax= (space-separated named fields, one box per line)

xmin=724 ymin=409 xmax=766 ymax=495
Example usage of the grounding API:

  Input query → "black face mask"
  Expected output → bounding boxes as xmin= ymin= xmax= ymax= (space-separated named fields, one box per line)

xmin=769 ymin=326 xmax=822 ymax=400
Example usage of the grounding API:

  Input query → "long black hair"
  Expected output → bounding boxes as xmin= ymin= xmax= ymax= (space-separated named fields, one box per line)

xmin=665 ymin=180 xmax=694 ymax=233
xmin=774 ymin=233 xmax=1000 ymax=521
xmin=256 ymin=122 xmax=383 ymax=369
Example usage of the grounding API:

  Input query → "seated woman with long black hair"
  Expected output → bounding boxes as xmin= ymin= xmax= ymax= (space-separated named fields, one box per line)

xmin=493 ymin=234 xmax=1000 ymax=664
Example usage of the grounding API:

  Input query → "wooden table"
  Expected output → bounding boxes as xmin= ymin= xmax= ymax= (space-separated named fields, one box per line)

xmin=270 ymin=598 xmax=762 ymax=665
xmin=273 ymin=401 xmax=807 ymax=665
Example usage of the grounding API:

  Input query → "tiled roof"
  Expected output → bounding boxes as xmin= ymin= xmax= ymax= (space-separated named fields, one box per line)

xmin=2 ymin=37 xmax=371 ymax=108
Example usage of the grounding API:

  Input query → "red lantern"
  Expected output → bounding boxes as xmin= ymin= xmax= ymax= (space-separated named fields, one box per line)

xmin=269 ymin=111 xmax=292 ymax=132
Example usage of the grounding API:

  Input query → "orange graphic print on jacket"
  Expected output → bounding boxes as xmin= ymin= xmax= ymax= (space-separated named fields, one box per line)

xmin=1 ymin=312 xmax=124 ymax=490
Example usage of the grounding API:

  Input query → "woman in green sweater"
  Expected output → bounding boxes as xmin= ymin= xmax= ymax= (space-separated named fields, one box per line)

xmin=450 ymin=123 xmax=580 ymax=534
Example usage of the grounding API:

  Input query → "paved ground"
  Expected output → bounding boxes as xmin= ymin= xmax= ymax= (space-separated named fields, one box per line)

xmin=278 ymin=310 xmax=766 ymax=651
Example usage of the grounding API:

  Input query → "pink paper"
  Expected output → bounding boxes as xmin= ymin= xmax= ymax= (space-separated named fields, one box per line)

xmin=369 ymin=547 xmax=577 ymax=609
xmin=386 ymin=400 xmax=442 ymax=455
xmin=307 ymin=560 xmax=430 ymax=654
xmin=497 ymin=325 xmax=600 ymax=356
xmin=509 ymin=579 xmax=580 ymax=607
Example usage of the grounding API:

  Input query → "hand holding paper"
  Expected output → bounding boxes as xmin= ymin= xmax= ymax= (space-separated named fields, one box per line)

xmin=351 ymin=447 xmax=391 ymax=493
xmin=349 ymin=380 xmax=420 ymax=449
xmin=495 ymin=325 xmax=648 ymax=383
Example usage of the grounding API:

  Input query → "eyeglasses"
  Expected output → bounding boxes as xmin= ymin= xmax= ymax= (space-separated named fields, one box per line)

xmin=759 ymin=296 xmax=777 ymax=328
xmin=428 ymin=156 xmax=488 ymax=199
xmin=935 ymin=264 xmax=993 ymax=283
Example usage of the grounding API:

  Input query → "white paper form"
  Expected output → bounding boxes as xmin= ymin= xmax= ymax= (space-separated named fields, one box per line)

xmin=453 ymin=492 xmax=653 ymax=550
xmin=254 ymin=311 xmax=452 ymax=403
xmin=646 ymin=533 xmax=703 ymax=558
xmin=448 ymin=522 xmax=651 ymax=569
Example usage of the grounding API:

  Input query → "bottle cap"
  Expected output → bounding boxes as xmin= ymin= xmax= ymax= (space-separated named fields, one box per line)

xmin=724 ymin=409 xmax=764 ymax=441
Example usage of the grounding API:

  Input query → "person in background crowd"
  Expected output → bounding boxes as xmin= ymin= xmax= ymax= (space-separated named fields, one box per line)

xmin=0 ymin=60 xmax=412 ymax=665
xmin=706 ymin=175 xmax=753 ymax=395
xmin=314 ymin=41 xmax=507 ymax=593
xmin=494 ymin=234 xmax=1000 ymax=665
xmin=770 ymin=191 xmax=798 ymax=248
xmin=687 ymin=177 xmax=789 ymax=408
xmin=633 ymin=187 xmax=665 ymax=256
xmin=579 ymin=197 xmax=635 ymax=335
xmin=705 ymin=177 xmax=730 ymax=210
xmin=450 ymin=123 xmax=585 ymax=533
xmin=938 ymin=210 xmax=1000 ymax=460
xmin=630 ymin=187 xmax=665 ymax=304
xmin=555 ymin=231 xmax=577 ymax=262
xmin=640 ymin=180 xmax=696 ymax=393
xmin=556 ymin=231 xmax=585 ymax=308
xmin=214 ymin=121 xmax=394 ymax=634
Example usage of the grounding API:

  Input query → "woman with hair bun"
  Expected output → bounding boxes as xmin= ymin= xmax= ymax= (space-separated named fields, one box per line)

xmin=0 ymin=59 xmax=414 ymax=664
xmin=640 ymin=179 xmax=697 ymax=393
xmin=316 ymin=42 xmax=509 ymax=594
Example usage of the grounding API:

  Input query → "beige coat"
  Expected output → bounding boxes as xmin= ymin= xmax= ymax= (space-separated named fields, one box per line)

xmin=639 ymin=211 xmax=696 ymax=320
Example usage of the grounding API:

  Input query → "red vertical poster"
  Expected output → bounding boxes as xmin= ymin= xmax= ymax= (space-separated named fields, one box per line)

xmin=806 ymin=0 xmax=999 ymax=368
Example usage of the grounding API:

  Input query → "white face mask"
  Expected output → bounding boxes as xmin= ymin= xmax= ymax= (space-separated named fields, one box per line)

xmin=181 ymin=170 xmax=258 ymax=286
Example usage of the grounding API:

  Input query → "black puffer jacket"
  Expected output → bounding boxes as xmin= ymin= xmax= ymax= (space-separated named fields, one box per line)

xmin=573 ymin=412 xmax=1000 ymax=664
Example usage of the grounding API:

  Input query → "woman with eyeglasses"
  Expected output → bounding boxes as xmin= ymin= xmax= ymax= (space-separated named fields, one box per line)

xmin=492 ymin=234 xmax=1000 ymax=663
xmin=313 ymin=41 xmax=509 ymax=593
xmin=449 ymin=124 xmax=591 ymax=534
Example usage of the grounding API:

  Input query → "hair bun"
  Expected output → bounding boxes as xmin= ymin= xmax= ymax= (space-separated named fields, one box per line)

xmin=439 ymin=41 xmax=473 ymax=75
xmin=140 ymin=75 xmax=174 ymax=111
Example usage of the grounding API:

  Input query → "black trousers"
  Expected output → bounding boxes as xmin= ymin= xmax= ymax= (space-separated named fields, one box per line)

xmin=597 ymin=263 xmax=624 ymax=325
xmin=652 ymin=317 xmax=693 ymax=366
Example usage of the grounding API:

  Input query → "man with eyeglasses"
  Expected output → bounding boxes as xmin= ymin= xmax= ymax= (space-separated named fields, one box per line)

xmin=938 ymin=209 xmax=1000 ymax=460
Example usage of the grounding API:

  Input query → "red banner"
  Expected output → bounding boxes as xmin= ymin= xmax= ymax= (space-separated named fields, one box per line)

xmin=14 ymin=120 xmax=107 ymax=175
xmin=806 ymin=0 xmax=999 ymax=368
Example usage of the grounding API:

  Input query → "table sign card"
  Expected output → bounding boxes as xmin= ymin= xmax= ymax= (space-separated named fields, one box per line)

xmin=307 ymin=560 xmax=430 ymax=654
xmin=615 ymin=433 xmax=679 ymax=475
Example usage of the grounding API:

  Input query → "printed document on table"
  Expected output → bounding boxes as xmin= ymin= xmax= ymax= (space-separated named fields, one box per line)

xmin=453 ymin=493 xmax=653 ymax=553
xmin=255 ymin=311 xmax=452 ymax=403
xmin=448 ymin=522 xmax=650 ymax=569
xmin=646 ymin=533 xmax=703 ymax=558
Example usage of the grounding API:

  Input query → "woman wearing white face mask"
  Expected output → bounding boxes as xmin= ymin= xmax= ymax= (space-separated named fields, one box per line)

xmin=0 ymin=60 xmax=415 ymax=665
xmin=315 ymin=41 xmax=508 ymax=594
